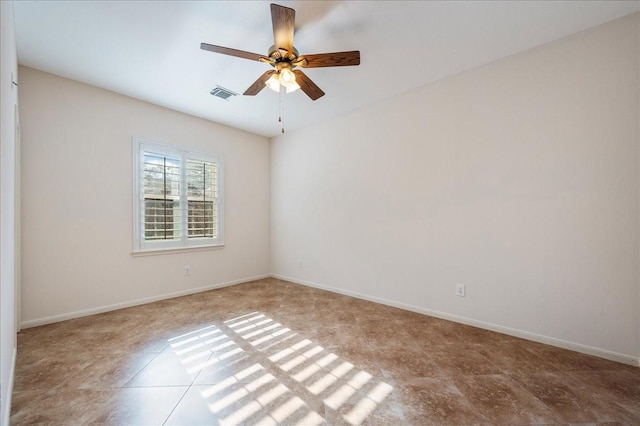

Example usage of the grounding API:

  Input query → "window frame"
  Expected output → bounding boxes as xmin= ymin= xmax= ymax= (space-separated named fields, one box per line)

xmin=132 ymin=137 xmax=224 ymax=253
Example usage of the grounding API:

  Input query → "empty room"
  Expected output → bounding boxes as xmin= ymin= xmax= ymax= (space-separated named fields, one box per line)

xmin=1 ymin=0 xmax=639 ymax=424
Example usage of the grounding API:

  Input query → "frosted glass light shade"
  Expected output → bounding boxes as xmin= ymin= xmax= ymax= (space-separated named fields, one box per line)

xmin=265 ymin=71 xmax=300 ymax=93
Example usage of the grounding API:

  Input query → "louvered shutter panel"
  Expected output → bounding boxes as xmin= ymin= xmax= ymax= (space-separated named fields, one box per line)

xmin=143 ymin=152 xmax=182 ymax=241
xmin=187 ymin=159 xmax=217 ymax=239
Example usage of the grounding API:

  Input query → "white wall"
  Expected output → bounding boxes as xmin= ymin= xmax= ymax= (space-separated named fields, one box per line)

xmin=271 ymin=13 xmax=640 ymax=365
xmin=0 ymin=1 xmax=19 ymax=424
xmin=19 ymin=66 xmax=271 ymax=326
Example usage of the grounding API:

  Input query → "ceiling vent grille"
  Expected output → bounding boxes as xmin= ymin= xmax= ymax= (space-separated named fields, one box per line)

xmin=210 ymin=86 xmax=238 ymax=101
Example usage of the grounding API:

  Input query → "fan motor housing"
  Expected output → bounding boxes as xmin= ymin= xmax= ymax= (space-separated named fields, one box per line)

xmin=268 ymin=45 xmax=299 ymax=62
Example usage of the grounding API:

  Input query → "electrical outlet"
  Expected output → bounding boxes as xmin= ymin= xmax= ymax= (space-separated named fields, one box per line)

xmin=184 ymin=266 xmax=191 ymax=276
xmin=297 ymin=258 xmax=303 ymax=268
xmin=456 ymin=284 xmax=466 ymax=297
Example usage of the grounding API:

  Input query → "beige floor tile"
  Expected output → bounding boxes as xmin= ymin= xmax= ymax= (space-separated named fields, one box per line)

xmin=452 ymin=373 xmax=562 ymax=424
xmin=96 ymin=386 xmax=189 ymax=425
xmin=124 ymin=349 xmax=212 ymax=387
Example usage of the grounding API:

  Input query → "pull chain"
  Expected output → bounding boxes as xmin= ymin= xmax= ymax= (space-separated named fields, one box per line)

xmin=279 ymin=84 xmax=286 ymax=133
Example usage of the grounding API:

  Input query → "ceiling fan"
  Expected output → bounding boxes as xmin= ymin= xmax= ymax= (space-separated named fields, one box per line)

xmin=200 ymin=3 xmax=360 ymax=101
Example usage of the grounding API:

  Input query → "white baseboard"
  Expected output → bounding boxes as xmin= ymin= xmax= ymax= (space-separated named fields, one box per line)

xmin=20 ymin=274 xmax=271 ymax=329
xmin=2 ymin=347 xmax=16 ymax=426
xmin=19 ymin=272 xmax=639 ymax=367
xmin=271 ymin=274 xmax=639 ymax=368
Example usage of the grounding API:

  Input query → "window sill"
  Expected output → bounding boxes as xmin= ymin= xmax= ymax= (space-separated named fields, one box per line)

xmin=131 ymin=244 xmax=224 ymax=257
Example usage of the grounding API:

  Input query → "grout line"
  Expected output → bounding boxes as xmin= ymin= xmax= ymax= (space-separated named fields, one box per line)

xmin=161 ymin=385 xmax=191 ymax=426
xmin=119 ymin=349 xmax=165 ymax=389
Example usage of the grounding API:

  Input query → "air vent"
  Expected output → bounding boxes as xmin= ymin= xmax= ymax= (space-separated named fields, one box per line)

xmin=210 ymin=86 xmax=238 ymax=101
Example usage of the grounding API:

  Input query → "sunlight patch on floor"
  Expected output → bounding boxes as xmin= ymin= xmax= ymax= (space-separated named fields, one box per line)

xmin=169 ymin=311 xmax=394 ymax=425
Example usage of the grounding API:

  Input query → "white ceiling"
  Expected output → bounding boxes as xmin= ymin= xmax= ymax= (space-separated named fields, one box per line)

xmin=13 ymin=1 xmax=640 ymax=138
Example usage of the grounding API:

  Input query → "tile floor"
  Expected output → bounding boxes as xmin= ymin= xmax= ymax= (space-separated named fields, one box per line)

xmin=11 ymin=278 xmax=640 ymax=425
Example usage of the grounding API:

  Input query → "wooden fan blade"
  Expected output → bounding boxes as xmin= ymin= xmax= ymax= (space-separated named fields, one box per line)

xmin=200 ymin=43 xmax=265 ymax=62
xmin=244 ymin=70 xmax=276 ymax=96
xmin=271 ymin=3 xmax=295 ymax=53
xmin=293 ymin=70 xmax=325 ymax=100
xmin=299 ymin=51 xmax=360 ymax=68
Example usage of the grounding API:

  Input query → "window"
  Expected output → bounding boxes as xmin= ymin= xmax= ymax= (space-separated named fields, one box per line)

xmin=133 ymin=138 xmax=223 ymax=252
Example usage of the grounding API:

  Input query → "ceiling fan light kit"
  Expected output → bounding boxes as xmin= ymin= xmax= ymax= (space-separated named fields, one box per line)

xmin=266 ymin=62 xmax=300 ymax=93
xmin=200 ymin=3 xmax=360 ymax=132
